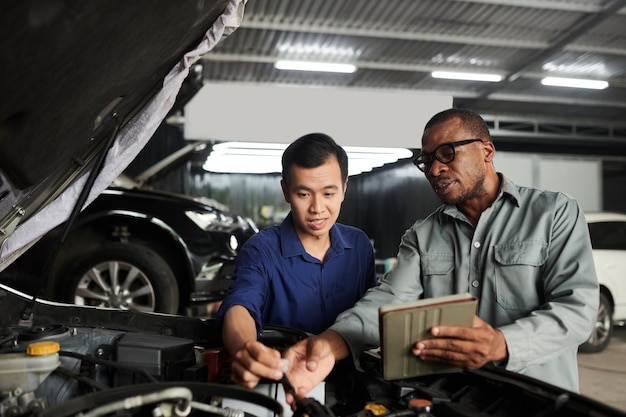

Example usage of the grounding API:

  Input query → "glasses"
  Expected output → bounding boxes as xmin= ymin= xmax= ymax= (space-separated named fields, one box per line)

xmin=413 ymin=138 xmax=483 ymax=172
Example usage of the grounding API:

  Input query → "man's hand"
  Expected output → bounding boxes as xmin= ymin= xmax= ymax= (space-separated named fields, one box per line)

xmin=282 ymin=330 xmax=346 ymax=408
xmin=230 ymin=340 xmax=285 ymax=388
xmin=411 ymin=315 xmax=508 ymax=369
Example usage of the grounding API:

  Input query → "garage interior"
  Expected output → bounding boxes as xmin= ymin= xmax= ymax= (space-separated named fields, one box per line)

xmin=128 ymin=0 xmax=626 ymax=257
xmin=1 ymin=0 xmax=625 ymax=415
xmin=120 ymin=0 xmax=626 ymax=411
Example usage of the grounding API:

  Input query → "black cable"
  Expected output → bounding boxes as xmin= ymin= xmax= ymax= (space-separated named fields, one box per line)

xmin=0 ymin=334 xmax=17 ymax=350
xmin=273 ymin=381 xmax=280 ymax=417
xmin=52 ymin=366 xmax=110 ymax=392
xmin=379 ymin=410 xmax=416 ymax=417
xmin=281 ymin=375 xmax=336 ymax=417
xmin=59 ymin=349 xmax=158 ymax=383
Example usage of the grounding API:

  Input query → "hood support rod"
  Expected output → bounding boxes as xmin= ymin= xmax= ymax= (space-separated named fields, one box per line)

xmin=20 ymin=114 xmax=122 ymax=323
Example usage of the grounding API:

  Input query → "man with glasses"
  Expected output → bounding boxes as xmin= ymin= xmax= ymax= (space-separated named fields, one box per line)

xmin=281 ymin=108 xmax=598 ymax=400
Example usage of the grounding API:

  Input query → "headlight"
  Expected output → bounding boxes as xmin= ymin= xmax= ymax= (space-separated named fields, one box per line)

xmin=185 ymin=211 xmax=219 ymax=230
xmin=186 ymin=210 xmax=235 ymax=230
xmin=228 ymin=235 xmax=239 ymax=252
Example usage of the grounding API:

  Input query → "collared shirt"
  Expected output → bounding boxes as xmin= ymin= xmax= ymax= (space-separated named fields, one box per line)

xmin=331 ymin=174 xmax=598 ymax=392
xmin=217 ymin=212 xmax=377 ymax=335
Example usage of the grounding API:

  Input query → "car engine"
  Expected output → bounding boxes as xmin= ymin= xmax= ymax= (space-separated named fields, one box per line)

xmin=0 ymin=283 xmax=287 ymax=417
xmin=1 ymin=283 xmax=624 ymax=417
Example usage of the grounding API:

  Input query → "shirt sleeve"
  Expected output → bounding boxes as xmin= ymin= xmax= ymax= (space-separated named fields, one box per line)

xmin=216 ymin=238 xmax=269 ymax=334
xmin=331 ymin=225 xmax=425 ymax=367
xmin=498 ymin=195 xmax=599 ymax=372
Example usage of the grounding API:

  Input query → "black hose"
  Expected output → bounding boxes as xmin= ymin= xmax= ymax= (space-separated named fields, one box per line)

xmin=59 ymin=349 xmax=158 ymax=383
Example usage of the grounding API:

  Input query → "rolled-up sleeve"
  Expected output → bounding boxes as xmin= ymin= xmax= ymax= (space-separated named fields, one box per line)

xmin=331 ymin=226 xmax=425 ymax=366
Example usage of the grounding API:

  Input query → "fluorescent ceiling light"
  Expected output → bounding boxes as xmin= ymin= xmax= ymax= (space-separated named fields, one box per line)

xmin=541 ymin=77 xmax=608 ymax=90
xmin=203 ymin=142 xmax=412 ymax=176
xmin=431 ymin=71 xmax=502 ymax=82
xmin=275 ymin=60 xmax=357 ymax=73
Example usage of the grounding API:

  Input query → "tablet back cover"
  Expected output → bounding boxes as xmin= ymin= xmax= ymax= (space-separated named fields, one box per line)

xmin=379 ymin=293 xmax=477 ymax=380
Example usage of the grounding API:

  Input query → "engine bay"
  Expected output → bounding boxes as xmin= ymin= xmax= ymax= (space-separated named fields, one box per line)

xmin=2 ymin=283 xmax=625 ymax=417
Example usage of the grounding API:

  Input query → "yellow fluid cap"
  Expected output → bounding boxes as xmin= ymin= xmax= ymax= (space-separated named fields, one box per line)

xmin=364 ymin=403 xmax=388 ymax=416
xmin=26 ymin=341 xmax=61 ymax=356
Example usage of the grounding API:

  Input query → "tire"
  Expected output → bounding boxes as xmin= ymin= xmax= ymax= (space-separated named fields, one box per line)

xmin=48 ymin=242 xmax=179 ymax=314
xmin=579 ymin=292 xmax=613 ymax=353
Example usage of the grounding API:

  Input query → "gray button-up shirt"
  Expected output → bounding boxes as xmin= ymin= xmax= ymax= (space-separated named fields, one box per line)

xmin=331 ymin=174 xmax=599 ymax=392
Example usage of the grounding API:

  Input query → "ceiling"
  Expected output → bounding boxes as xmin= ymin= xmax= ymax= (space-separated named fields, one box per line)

xmin=198 ymin=0 xmax=626 ymax=155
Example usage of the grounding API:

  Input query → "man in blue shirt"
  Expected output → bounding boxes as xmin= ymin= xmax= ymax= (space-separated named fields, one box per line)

xmin=217 ymin=133 xmax=377 ymax=389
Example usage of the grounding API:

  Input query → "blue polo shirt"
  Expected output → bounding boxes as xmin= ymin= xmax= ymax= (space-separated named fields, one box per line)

xmin=217 ymin=213 xmax=377 ymax=335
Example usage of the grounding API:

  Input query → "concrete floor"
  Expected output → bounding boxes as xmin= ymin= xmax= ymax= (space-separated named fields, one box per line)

xmin=578 ymin=325 xmax=626 ymax=412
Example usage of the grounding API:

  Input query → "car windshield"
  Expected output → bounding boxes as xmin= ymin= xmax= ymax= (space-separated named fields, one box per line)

xmin=589 ymin=221 xmax=626 ymax=250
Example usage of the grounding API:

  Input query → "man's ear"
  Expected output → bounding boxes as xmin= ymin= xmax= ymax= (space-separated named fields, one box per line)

xmin=280 ymin=179 xmax=291 ymax=204
xmin=483 ymin=141 xmax=496 ymax=163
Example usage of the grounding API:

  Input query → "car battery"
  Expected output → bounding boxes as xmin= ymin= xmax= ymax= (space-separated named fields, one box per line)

xmin=114 ymin=332 xmax=196 ymax=386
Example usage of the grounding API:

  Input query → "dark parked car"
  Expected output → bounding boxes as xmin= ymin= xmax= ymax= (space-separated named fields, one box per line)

xmin=1 ymin=180 xmax=257 ymax=314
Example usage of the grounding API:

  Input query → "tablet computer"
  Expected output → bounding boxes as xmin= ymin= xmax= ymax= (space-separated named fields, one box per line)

xmin=378 ymin=293 xmax=478 ymax=380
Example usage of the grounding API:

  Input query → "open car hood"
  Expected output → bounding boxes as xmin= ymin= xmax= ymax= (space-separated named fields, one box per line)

xmin=0 ymin=0 xmax=245 ymax=270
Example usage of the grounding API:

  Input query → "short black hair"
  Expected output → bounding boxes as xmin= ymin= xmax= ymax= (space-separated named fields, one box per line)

xmin=281 ymin=133 xmax=348 ymax=186
xmin=424 ymin=108 xmax=491 ymax=142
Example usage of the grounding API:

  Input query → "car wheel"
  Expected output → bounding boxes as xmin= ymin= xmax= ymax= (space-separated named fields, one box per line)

xmin=579 ymin=292 xmax=613 ymax=353
xmin=49 ymin=242 xmax=179 ymax=314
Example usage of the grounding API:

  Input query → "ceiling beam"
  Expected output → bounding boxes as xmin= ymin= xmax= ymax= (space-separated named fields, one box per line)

xmin=240 ymin=16 xmax=626 ymax=58
xmin=201 ymin=53 xmax=626 ymax=110
xmin=476 ymin=0 xmax=626 ymax=98
xmin=452 ymin=0 xmax=626 ymax=13
xmin=239 ymin=21 xmax=547 ymax=49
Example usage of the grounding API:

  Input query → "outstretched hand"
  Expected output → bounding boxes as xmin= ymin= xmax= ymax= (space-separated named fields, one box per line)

xmin=282 ymin=332 xmax=342 ymax=409
xmin=411 ymin=315 xmax=508 ymax=369
xmin=230 ymin=340 xmax=285 ymax=388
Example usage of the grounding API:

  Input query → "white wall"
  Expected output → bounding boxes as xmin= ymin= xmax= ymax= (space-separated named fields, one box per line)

xmin=495 ymin=151 xmax=602 ymax=211
xmin=184 ymin=83 xmax=602 ymax=210
xmin=493 ymin=152 xmax=535 ymax=187
xmin=184 ymin=83 xmax=452 ymax=148
xmin=537 ymin=158 xmax=602 ymax=211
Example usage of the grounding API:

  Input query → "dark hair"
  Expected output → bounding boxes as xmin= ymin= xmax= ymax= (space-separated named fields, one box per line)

xmin=281 ymin=133 xmax=348 ymax=186
xmin=424 ymin=108 xmax=491 ymax=142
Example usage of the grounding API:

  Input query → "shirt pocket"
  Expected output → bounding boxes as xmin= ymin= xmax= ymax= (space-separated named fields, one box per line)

xmin=494 ymin=241 xmax=548 ymax=311
xmin=421 ymin=252 xmax=455 ymax=298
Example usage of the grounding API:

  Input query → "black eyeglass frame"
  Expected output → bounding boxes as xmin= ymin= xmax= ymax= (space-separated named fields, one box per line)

xmin=413 ymin=138 xmax=483 ymax=172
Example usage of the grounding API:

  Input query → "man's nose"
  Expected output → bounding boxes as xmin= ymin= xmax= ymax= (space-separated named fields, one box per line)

xmin=428 ymin=159 xmax=447 ymax=176
xmin=310 ymin=195 xmax=324 ymax=213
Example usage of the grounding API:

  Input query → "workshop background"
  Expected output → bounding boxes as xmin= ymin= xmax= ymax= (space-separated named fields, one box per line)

xmin=124 ymin=0 xmax=626 ymax=258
